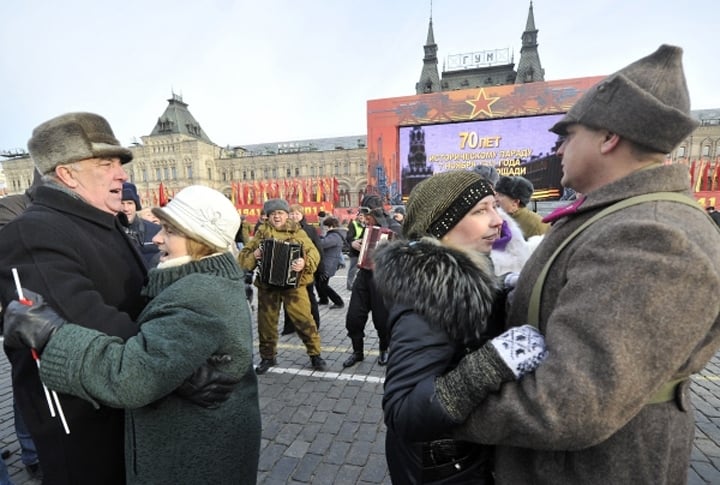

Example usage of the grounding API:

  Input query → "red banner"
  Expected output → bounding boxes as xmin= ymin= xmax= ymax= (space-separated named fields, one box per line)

xmin=694 ymin=191 xmax=720 ymax=208
xmin=238 ymin=201 xmax=335 ymax=224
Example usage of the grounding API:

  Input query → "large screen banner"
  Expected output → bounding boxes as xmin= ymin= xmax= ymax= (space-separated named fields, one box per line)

xmin=399 ymin=113 xmax=564 ymax=199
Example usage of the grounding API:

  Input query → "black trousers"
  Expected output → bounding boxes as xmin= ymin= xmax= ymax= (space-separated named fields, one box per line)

xmin=316 ymin=276 xmax=343 ymax=306
xmin=344 ymin=269 xmax=389 ymax=352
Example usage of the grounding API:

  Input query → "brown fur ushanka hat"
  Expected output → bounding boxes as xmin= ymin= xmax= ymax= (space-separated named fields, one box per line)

xmin=28 ymin=112 xmax=133 ymax=174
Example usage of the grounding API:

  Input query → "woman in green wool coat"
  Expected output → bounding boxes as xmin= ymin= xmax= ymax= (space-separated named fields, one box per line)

xmin=4 ymin=185 xmax=261 ymax=485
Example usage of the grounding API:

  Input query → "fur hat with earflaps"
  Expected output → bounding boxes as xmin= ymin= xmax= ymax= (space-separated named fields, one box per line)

xmin=360 ymin=194 xmax=383 ymax=210
xmin=471 ymin=164 xmax=500 ymax=186
xmin=28 ymin=112 xmax=133 ymax=174
xmin=263 ymin=198 xmax=290 ymax=215
xmin=404 ymin=171 xmax=495 ymax=240
xmin=550 ymin=44 xmax=698 ymax=153
xmin=495 ymin=176 xmax=534 ymax=206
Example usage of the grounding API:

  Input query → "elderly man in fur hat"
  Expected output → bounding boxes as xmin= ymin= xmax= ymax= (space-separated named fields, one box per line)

xmin=494 ymin=175 xmax=549 ymax=239
xmin=411 ymin=45 xmax=720 ymax=484
xmin=0 ymin=113 xmax=145 ymax=485
xmin=0 ymin=113 xmax=231 ymax=485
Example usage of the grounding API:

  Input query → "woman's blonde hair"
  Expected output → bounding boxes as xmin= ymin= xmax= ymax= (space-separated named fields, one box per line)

xmin=156 ymin=215 xmax=218 ymax=260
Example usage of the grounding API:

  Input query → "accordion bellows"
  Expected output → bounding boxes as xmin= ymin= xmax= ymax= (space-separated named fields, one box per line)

xmin=258 ymin=239 xmax=303 ymax=288
xmin=358 ymin=226 xmax=395 ymax=270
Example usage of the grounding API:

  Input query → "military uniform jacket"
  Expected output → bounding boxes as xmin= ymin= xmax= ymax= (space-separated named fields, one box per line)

xmin=0 ymin=185 xmax=146 ymax=485
xmin=238 ymin=220 xmax=319 ymax=288
xmin=510 ymin=206 xmax=549 ymax=239
xmin=454 ymin=165 xmax=720 ymax=484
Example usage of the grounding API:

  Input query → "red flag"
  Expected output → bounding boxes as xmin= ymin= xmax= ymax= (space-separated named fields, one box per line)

xmin=689 ymin=160 xmax=696 ymax=189
xmin=291 ymin=180 xmax=298 ymax=203
xmin=316 ymin=178 xmax=323 ymax=202
xmin=238 ymin=182 xmax=245 ymax=205
xmin=702 ymin=160 xmax=711 ymax=191
xmin=158 ymin=182 xmax=168 ymax=207
xmin=333 ymin=177 xmax=340 ymax=204
xmin=712 ymin=162 xmax=720 ymax=192
xmin=693 ymin=160 xmax=706 ymax=192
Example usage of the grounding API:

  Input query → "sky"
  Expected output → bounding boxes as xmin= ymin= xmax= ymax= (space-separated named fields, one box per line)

xmin=0 ymin=0 xmax=718 ymax=153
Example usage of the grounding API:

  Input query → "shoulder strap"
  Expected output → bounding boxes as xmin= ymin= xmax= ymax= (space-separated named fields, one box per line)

xmin=527 ymin=192 xmax=705 ymax=327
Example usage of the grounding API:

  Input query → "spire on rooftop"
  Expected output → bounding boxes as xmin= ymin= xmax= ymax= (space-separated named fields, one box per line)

xmin=149 ymin=92 xmax=213 ymax=144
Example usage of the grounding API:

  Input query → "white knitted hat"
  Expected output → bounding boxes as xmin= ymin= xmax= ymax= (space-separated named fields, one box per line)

xmin=152 ymin=185 xmax=239 ymax=251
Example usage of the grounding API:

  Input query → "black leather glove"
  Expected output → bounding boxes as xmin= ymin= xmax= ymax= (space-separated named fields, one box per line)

xmin=175 ymin=356 xmax=241 ymax=409
xmin=3 ymin=288 xmax=66 ymax=352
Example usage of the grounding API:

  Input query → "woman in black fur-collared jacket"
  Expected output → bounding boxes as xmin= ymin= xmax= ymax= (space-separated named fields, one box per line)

xmin=374 ymin=171 xmax=546 ymax=484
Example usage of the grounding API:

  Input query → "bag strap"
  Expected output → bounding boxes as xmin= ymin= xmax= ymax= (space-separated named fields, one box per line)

xmin=527 ymin=192 xmax=705 ymax=326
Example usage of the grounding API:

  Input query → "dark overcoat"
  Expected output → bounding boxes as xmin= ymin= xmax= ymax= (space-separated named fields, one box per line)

xmin=0 ymin=185 xmax=146 ymax=485
xmin=375 ymin=237 xmax=502 ymax=483
xmin=455 ymin=164 xmax=720 ymax=484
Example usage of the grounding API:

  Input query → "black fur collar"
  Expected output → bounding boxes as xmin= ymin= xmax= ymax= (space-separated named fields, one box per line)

xmin=373 ymin=237 xmax=499 ymax=346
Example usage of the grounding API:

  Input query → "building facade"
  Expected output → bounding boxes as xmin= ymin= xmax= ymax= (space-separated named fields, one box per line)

xmin=416 ymin=2 xmax=544 ymax=94
xmin=2 ymin=3 xmax=718 ymax=209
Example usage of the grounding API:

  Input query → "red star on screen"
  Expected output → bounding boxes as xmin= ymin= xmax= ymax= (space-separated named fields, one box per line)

xmin=466 ymin=89 xmax=500 ymax=118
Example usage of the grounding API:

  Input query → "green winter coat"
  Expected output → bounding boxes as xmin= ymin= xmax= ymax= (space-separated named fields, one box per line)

xmin=39 ymin=252 xmax=261 ymax=485
xmin=452 ymin=164 xmax=720 ymax=484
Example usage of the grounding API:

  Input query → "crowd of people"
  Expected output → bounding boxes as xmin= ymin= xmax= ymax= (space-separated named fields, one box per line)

xmin=1 ymin=43 xmax=720 ymax=485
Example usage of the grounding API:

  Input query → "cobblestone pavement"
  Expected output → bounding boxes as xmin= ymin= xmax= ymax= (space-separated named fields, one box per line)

xmin=1 ymin=266 xmax=719 ymax=484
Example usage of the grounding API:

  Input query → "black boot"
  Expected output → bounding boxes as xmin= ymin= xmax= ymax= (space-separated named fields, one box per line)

xmin=377 ymin=349 xmax=389 ymax=366
xmin=255 ymin=358 xmax=277 ymax=375
xmin=311 ymin=355 xmax=327 ymax=371
xmin=343 ymin=352 xmax=364 ymax=367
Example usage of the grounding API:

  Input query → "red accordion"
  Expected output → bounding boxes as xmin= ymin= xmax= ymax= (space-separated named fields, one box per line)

xmin=357 ymin=226 xmax=395 ymax=270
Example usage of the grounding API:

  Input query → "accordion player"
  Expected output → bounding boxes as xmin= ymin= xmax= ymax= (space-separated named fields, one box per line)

xmin=358 ymin=225 xmax=395 ymax=270
xmin=258 ymin=239 xmax=303 ymax=288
